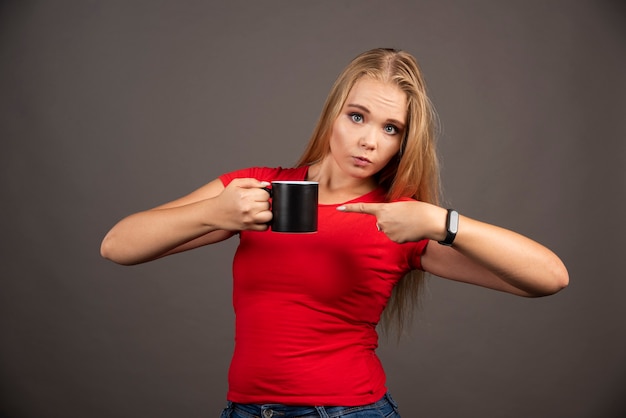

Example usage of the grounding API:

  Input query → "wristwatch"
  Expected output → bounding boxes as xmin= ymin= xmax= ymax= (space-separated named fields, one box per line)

xmin=438 ymin=209 xmax=459 ymax=246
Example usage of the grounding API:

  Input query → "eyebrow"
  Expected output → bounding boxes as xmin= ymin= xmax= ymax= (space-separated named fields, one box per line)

xmin=346 ymin=103 xmax=406 ymax=128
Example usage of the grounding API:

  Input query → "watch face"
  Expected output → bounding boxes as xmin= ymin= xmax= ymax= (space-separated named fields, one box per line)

xmin=449 ymin=210 xmax=459 ymax=234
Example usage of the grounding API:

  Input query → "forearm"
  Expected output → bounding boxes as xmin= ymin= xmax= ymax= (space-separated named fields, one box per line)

xmin=448 ymin=215 xmax=569 ymax=296
xmin=101 ymin=177 xmax=272 ymax=265
xmin=100 ymin=198 xmax=223 ymax=265
xmin=360 ymin=201 xmax=569 ymax=296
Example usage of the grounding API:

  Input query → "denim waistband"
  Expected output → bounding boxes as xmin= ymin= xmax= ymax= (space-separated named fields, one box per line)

xmin=221 ymin=392 xmax=400 ymax=418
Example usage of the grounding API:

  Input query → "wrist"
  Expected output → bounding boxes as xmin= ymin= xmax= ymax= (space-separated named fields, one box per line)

xmin=437 ymin=208 xmax=459 ymax=246
xmin=201 ymin=197 xmax=230 ymax=231
xmin=425 ymin=205 xmax=449 ymax=242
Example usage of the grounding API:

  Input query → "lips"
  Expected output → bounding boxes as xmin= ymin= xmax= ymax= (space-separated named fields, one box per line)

xmin=352 ymin=156 xmax=372 ymax=167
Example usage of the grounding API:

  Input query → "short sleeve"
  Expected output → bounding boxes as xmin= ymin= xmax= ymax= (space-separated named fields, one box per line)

xmin=219 ymin=167 xmax=284 ymax=187
xmin=219 ymin=166 xmax=310 ymax=187
xmin=409 ymin=239 xmax=430 ymax=271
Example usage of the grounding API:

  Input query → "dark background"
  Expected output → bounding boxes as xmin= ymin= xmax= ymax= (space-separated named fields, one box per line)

xmin=1 ymin=1 xmax=625 ymax=417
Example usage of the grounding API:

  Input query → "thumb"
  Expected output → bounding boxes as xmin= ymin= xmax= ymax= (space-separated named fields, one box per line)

xmin=336 ymin=202 xmax=382 ymax=215
xmin=232 ymin=178 xmax=270 ymax=189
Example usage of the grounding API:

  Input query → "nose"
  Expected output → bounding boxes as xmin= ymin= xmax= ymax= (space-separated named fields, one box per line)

xmin=358 ymin=127 xmax=377 ymax=150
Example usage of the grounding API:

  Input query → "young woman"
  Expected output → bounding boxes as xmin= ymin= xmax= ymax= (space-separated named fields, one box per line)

xmin=101 ymin=48 xmax=569 ymax=417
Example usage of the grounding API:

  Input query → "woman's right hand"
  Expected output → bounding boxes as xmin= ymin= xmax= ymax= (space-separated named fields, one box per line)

xmin=212 ymin=178 xmax=273 ymax=231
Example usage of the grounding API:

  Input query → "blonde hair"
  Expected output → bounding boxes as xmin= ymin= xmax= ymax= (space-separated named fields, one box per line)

xmin=297 ymin=48 xmax=441 ymax=337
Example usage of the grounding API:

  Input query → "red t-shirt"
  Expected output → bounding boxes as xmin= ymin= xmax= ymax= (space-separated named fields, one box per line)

xmin=219 ymin=166 xmax=428 ymax=406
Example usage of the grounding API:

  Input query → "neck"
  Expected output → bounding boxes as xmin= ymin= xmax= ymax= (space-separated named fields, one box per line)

xmin=306 ymin=158 xmax=378 ymax=204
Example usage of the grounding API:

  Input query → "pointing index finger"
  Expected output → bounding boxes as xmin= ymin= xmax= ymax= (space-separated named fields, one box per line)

xmin=337 ymin=203 xmax=380 ymax=215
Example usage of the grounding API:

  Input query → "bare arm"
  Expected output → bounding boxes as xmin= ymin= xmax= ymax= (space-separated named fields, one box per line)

xmin=338 ymin=202 xmax=569 ymax=297
xmin=421 ymin=215 xmax=568 ymax=296
xmin=100 ymin=178 xmax=272 ymax=265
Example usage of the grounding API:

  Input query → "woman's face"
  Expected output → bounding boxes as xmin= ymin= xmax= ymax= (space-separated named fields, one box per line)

xmin=328 ymin=76 xmax=407 ymax=182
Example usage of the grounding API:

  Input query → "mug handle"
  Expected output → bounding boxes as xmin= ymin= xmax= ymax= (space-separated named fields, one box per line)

xmin=261 ymin=186 xmax=273 ymax=228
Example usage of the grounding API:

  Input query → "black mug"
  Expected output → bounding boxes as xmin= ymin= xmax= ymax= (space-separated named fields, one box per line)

xmin=264 ymin=181 xmax=318 ymax=233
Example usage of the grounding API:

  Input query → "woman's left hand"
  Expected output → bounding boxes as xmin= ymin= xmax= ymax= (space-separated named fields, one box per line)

xmin=338 ymin=201 xmax=447 ymax=243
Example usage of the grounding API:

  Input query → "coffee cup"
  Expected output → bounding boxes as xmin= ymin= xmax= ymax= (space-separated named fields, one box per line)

xmin=264 ymin=181 xmax=318 ymax=233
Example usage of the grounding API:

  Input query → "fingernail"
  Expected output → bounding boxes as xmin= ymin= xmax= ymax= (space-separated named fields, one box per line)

xmin=260 ymin=181 xmax=270 ymax=187
xmin=336 ymin=205 xmax=346 ymax=211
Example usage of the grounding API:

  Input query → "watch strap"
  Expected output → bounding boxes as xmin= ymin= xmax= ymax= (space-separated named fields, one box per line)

xmin=438 ymin=209 xmax=459 ymax=246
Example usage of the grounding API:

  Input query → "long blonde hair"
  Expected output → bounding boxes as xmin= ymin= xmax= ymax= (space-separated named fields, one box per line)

xmin=297 ymin=48 xmax=441 ymax=336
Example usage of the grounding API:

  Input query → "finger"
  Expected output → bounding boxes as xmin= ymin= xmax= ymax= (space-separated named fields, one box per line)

xmin=336 ymin=202 xmax=382 ymax=215
xmin=231 ymin=178 xmax=271 ymax=201
xmin=253 ymin=209 xmax=273 ymax=225
xmin=249 ymin=187 xmax=271 ymax=202
xmin=248 ymin=222 xmax=270 ymax=232
xmin=232 ymin=178 xmax=271 ymax=189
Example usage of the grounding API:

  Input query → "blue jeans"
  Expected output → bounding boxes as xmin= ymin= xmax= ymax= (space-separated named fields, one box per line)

xmin=219 ymin=392 xmax=401 ymax=417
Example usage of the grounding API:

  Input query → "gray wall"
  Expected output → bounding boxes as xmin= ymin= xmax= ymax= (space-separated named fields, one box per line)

xmin=1 ymin=1 xmax=624 ymax=417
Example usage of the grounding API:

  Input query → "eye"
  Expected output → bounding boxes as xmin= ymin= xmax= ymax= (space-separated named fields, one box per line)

xmin=349 ymin=112 xmax=364 ymax=123
xmin=384 ymin=124 xmax=400 ymax=135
